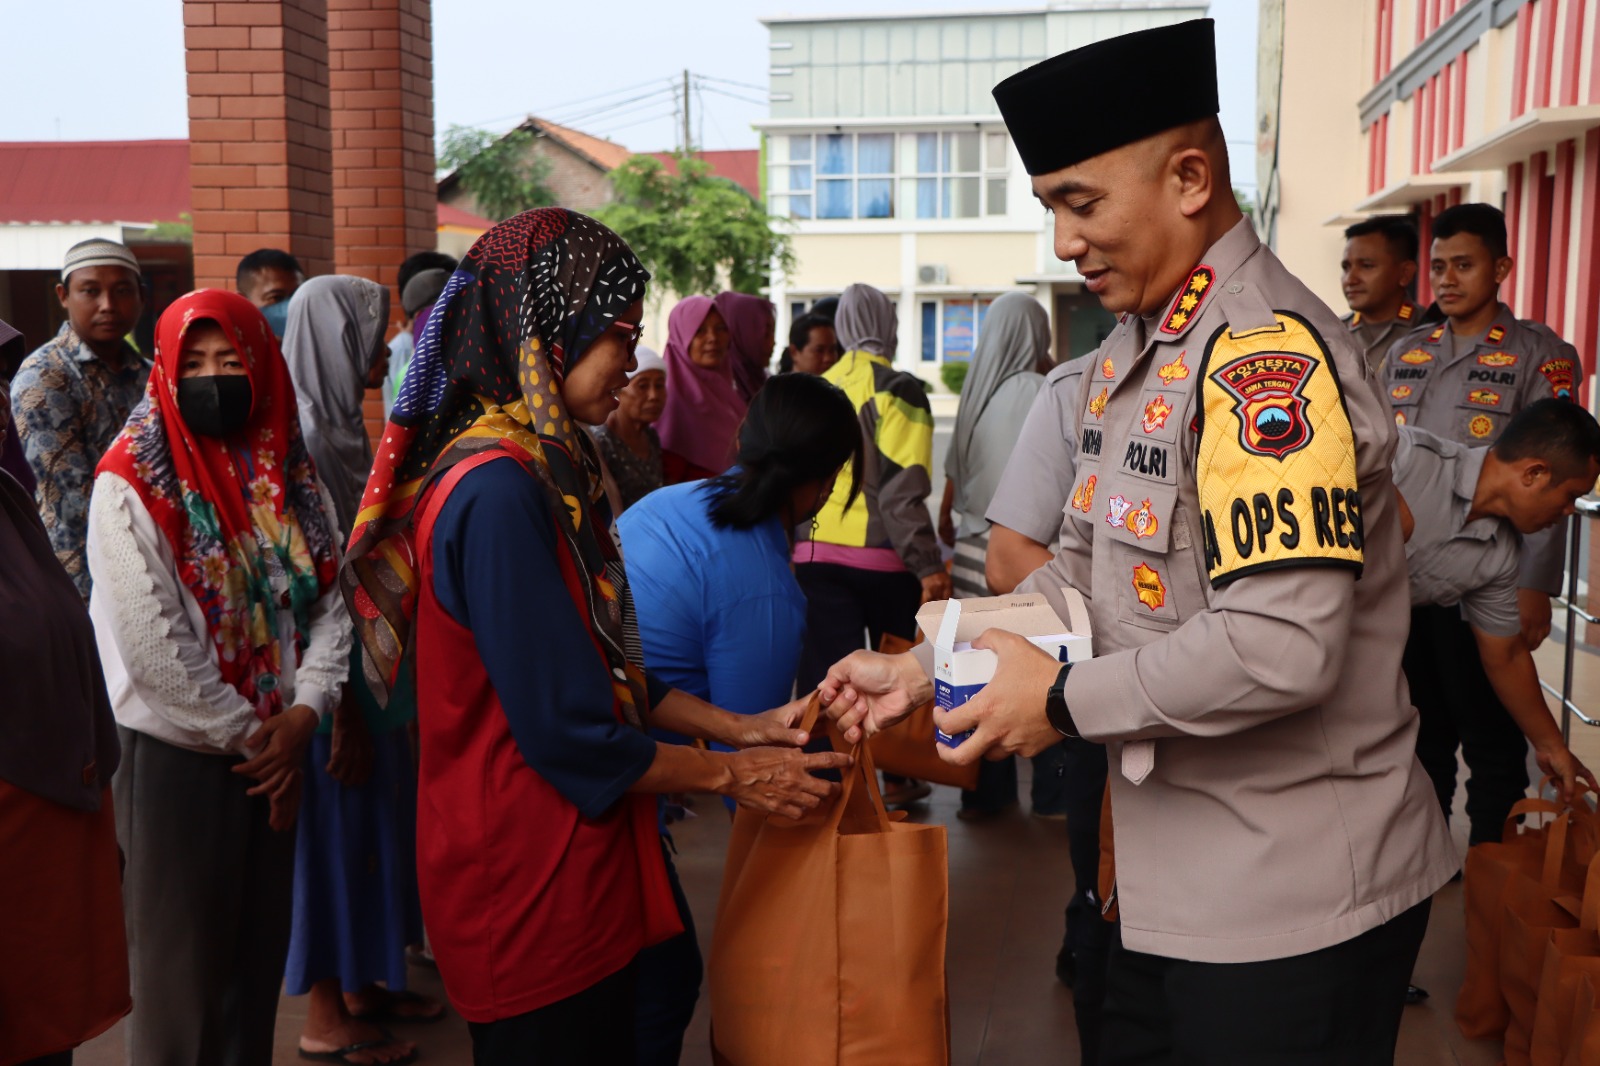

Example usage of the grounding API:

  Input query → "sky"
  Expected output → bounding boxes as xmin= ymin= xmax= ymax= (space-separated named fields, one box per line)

xmin=2 ymin=0 xmax=1259 ymax=192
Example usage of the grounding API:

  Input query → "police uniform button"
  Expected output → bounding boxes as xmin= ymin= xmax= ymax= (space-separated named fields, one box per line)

xmin=1226 ymin=283 xmax=1243 ymax=294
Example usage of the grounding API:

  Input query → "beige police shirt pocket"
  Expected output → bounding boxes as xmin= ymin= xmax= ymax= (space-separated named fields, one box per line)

xmin=1457 ymin=391 xmax=1509 ymax=443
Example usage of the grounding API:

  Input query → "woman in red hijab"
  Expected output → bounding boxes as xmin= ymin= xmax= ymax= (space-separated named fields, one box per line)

xmin=86 ymin=289 xmax=352 ymax=1066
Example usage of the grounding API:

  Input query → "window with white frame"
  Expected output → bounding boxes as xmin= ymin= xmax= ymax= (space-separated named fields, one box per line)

xmin=768 ymin=131 xmax=1008 ymax=221
xmin=920 ymin=297 xmax=997 ymax=362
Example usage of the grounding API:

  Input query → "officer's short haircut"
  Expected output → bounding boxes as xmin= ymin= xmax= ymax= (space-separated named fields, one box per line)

xmin=1344 ymin=215 xmax=1418 ymax=263
xmin=236 ymin=248 xmax=303 ymax=292
xmin=788 ymin=312 xmax=831 ymax=351
xmin=1493 ymin=399 xmax=1600 ymax=481
xmin=1432 ymin=203 xmax=1508 ymax=260
xmin=399 ymin=251 xmax=458 ymax=295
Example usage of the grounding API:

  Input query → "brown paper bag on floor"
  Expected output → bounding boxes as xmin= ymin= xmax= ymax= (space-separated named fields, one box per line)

xmin=1563 ymin=974 xmax=1600 ymax=1066
xmin=867 ymin=634 xmax=978 ymax=791
xmin=1531 ymin=852 xmax=1600 ymax=1066
xmin=1457 ymin=798 xmax=1577 ymax=1038
xmin=709 ymin=700 xmax=951 ymax=1066
xmin=1497 ymin=806 xmax=1597 ymax=1065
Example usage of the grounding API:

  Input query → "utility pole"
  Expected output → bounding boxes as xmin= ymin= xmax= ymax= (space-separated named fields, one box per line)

xmin=682 ymin=69 xmax=692 ymax=154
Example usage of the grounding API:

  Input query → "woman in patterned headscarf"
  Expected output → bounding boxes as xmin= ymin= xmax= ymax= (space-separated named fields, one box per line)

xmin=344 ymin=208 xmax=847 ymax=1062
xmin=86 ymin=289 xmax=352 ymax=1066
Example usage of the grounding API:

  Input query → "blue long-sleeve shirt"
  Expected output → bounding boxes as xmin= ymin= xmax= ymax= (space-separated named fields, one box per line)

xmin=432 ymin=457 xmax=664 ymax=820
xmin=618 ymin=480 xmax=806 ymax=727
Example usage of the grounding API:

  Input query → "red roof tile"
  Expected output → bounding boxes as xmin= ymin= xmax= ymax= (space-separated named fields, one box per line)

xmin=0 ymin=140 xmax=191 ymax=224
xmin=438 ymin=201 xmax=495 ymax=230
xmin=646 ymin=150 xmax=761 ymax=200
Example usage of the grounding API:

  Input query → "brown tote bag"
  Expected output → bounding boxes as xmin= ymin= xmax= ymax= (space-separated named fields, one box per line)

xmin=867 ymin=634 xmax=979 ymax=791
xmin=1531 ymin=852 xmax=1600 ymax=1066
xmin=1563 ymin=974 xmax=1600 ymax=1066
xmin=1457 ymin=798 xmax=1580 ymax=1038
xmin=1498 ymin=805 xmax=1600 ymax=1066
xmin=709 ymin=701 xmax=952 ymax=1066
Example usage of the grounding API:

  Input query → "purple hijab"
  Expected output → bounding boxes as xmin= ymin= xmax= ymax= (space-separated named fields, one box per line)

xmin=714 ymin=291 xmax=776 ymax=404
xmin=656 ymin=296 xmax=745 ymax=475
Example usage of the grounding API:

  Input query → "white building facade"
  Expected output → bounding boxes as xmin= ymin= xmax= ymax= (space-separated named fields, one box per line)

xmin=759 ymin=1 xmax=1207 ymax=386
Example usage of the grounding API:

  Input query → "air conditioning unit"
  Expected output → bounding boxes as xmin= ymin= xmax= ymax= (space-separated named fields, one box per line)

xmin=918 ymin=264 xmax=948 ymax=285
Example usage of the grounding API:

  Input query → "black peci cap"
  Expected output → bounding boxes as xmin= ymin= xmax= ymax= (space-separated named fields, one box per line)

xmin=993 ymin=19 xmax=1220 ymax=177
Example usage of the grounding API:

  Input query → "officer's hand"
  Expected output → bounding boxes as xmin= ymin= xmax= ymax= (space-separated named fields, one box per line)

xmin=821 ymin=650 xmax=930 ymax=742
xmin=1519 ymin=588 xmax=1554 ymax=651
xmin=921 ymin=570 xmax=953 ymax=604
xmin=934 ymin=629 xmax=1063 ymax=766
xmin=1535 ymin=743 xmax=1599 ymax=806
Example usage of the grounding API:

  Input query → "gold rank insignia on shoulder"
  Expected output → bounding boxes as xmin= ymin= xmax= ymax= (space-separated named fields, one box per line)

xmin=1427 ymin=325 xmax=1446 ymax=343
xmin=1398 ymin=303 xmax=1415 ymax=321
xmin=1477 ymin=352 xmax=1517 ymax=367
xmin=1399 ymin=349 xmax=1433 ymax=365
xmin=1158 ymin=351 xmax=1190 ymax=384
xmin=1196 ymin=311 xmax=1363 ymax=588
xmin=1159 ymin=265 xmax=1215 ymax=335
xmin=1486 ymin=325 xmax=1507 ymax=344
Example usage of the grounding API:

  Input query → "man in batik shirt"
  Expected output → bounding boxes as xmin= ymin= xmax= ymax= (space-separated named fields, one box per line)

xmin=10 ymin=238 xmax=148 ymax=599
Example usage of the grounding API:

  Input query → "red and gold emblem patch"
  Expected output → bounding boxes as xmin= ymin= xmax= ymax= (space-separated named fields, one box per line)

xmin=1468 ymin=388 xmax=1502 ymax=407
xmin=1102 ymin=357 xmax=1115 ymax=379
xmin=1399 ymin=349 xmax=1433 ymax=365
xmin=1477 ymin=352 xmax=1517 ymax=368
xmin=1486 ymin=325 xmax=1507 ymax=345
xmin=1390 ymin=385 xmax=1412 ymax=401
xmin=1210 ymin=352 xmax=1317 ymax=460
xmin=1160 ymin=265 xmax=1214 ymax=335
xmin=1126 ymin=499 xmax=1159 ymax=540
xmin=1540 ymin=358 xmax=1575 ymax=399
xmin=1468 ymin=414 xmax=1495 ymax=439
xmin=1158 ymin=351 xmax=1190 ymax=385
xmin=1395 ymin=410 xmax=1407 ymax=426
xmin=1088 ymin=387 xmax=1108 ymax=420
xmin=1141 ymin=394 xmax=1173 ymax=434
xmin=1131 ymin=563 xmax=1166 ymax=611
xmin=1070 ymin=474 xmax=1097 ymax=514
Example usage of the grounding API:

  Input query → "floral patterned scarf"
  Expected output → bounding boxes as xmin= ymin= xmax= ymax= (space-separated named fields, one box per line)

xmin=98 ymin=289 xmax=338 ymax=720
xmin=344 ymin=208 xmax=652 ymax=725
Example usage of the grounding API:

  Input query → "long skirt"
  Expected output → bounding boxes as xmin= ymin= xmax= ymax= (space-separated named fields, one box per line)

xmin=284 ymin=726 xmax=423 ymax=995
xmin=0 ymin=781 xmax=129 ymax=1066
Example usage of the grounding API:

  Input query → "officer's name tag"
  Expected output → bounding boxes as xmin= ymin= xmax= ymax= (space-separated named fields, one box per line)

xmin=1196 ymin=313 xmax=1365 ymax=587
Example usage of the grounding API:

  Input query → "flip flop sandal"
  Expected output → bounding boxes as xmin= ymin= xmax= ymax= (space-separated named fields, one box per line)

xmin=351 ymin=989 xmax=448 ymax=1025
xmin=298 ymin=1037 xmax=419 ymax=1065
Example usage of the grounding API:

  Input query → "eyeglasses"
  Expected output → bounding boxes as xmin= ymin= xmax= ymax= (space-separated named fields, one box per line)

xmin=607 ymin=319 xmax=645 ymax=354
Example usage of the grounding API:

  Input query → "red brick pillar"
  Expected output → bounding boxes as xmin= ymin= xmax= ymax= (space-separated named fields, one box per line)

xmin=185 ymin=0 xmax=334 ymax=290
xmin=328 ymin=0 xmax=437 ymax=444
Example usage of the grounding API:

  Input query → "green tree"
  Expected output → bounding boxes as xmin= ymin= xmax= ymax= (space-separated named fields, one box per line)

xmin=439 ymin=124 xmax=555 ymax=222
xmin=594 ymin=153 xmax=794 ymax=297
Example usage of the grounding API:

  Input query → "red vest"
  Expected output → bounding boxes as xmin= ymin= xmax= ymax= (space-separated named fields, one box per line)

xmin=413 ymin=451 xmax=679 ymax=1023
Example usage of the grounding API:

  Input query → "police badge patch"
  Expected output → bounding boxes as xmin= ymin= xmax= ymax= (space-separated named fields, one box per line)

xmin=1196 ymin=312 xmax=1363 ymax=588
xmin=1539 ymin=358 xmax=1575 ymax=399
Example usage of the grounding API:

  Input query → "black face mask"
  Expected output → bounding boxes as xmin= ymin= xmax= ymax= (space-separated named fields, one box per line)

xmin=177 ymin=375 xmax=253 ymax=439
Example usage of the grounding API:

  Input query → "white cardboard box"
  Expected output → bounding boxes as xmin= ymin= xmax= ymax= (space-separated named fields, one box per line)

xmin=912 ymin=590 xmax=1093 ymax=747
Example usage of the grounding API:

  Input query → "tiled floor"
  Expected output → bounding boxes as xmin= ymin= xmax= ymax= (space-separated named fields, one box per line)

xmin=78 ymin=632 xmax=1600 ymax=1065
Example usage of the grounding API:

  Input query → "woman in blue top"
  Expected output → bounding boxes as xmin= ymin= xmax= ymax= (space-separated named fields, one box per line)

xmin=616 ymin=372 xmax=863 ymax=1065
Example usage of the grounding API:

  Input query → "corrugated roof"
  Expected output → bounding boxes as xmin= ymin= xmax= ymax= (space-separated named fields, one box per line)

xmin=0 ymin=140 xmax=191 ymax=224
xmin=646 ymin=150 xmax=762 ymax=200
xmin=438 ymin=201 xmax=495 ymax=230
xmin=527 ymin=117 xmax=634 ymax=171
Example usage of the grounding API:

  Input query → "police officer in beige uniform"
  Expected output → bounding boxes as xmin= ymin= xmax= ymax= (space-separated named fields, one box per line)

xmin=1394 ymin=407 xmax=1598 ymax=806
xmin=983 ymin=354 xmax=1110 ymax=1061
xmin=820 ymin=20 xmax=1456 ymax=1063
xmin=1339 ymin=215 xmax=1422 ymax=378
xmin=1383 ymin=202 xmax=1584 ymax=848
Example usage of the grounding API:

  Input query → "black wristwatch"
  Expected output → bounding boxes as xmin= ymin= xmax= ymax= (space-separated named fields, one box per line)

xmin=1046 ymin=662 xmax=1078 ymax=738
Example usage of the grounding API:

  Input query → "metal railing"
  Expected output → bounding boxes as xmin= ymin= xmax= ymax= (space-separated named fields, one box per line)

xmin=1543 ymin=497 xmax=1600 ymax=742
